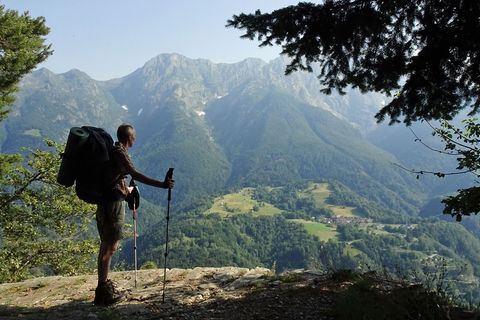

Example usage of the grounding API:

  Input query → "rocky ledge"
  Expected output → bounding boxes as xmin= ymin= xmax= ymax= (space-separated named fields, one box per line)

xmin=0 ymin=267 xmax=478 ymax=320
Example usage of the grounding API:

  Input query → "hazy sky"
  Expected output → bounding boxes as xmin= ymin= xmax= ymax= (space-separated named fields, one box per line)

xmin=2 ymin=1 xmax=308 ymax=80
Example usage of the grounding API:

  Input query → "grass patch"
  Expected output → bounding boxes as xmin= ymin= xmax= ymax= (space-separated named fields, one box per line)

xmin=299 ymin=182 xmax=330 ymax=205
xmin=357 ymin=223 xmax=392 ymax=235
xmin=206 ymin=183 xmax=358 ymax=219
xmin=277 ymin=272 xmax=304 ymax=283
xmin=299 ymin=182 xmax=358 ymax=217
xmin=327 ymin=205 xmax=356 ymax=217
xmin=23 ymin=129 xmax=41 ymax=137
xmin=290 ymin=219 xmax=338 ymax=241
xmin=205 ymin=188 xmax=282 ymax=217
xmin=344 ymin=244 xmax=362 ymax=257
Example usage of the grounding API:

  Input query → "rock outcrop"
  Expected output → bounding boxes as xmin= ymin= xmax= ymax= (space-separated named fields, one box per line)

xmin=1 ymin=267 xmax=477 ymax=320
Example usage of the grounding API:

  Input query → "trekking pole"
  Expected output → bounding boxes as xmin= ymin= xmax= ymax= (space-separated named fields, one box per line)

xmin=133 ymin=198 xmax=138 ymax=288
xmin=162 ymin=168 xmax=174 ymax=303
xmin=127 ymin=179 xmax=140 ymax=289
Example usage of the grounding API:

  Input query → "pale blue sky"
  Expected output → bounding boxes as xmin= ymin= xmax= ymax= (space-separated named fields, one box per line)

xmin=2 ymin=0 xmax=308 ymax=80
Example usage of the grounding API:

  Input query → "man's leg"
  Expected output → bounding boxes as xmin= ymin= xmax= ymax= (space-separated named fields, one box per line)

xmin=95 ymin=240 xmax=124 ymax=306
xmin=94 ymin=200 xmax=125 ymax=306
xmin=97 ymin=240 xmax=119 ymax=284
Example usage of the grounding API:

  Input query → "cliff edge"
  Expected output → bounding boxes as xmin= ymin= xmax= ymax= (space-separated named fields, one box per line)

xmin=0 ymin=267 xmax=477 ymax=319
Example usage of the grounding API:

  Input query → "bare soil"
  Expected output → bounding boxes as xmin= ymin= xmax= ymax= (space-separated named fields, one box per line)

xmin=0 ymin=267 xmax=335 ymax=320
xmin=1 ymin=267 xmax=477 ymax=320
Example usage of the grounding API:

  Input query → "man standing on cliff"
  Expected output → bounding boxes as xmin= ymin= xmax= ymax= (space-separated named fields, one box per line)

xmin=94 ymin=123 xmax=174 ymax=306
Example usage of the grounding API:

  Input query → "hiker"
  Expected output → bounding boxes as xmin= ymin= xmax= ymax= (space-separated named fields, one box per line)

xmin=94 ymin=123 xmax=174 ymax=306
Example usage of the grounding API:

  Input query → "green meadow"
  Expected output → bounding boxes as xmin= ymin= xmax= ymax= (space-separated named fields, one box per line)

xmin=299 ymin=182 xmax=330 ymax=203
xmin=290 ymin=219 xmax=338 ymax=241
xmin=205 ymin=188 xmax=282 ymax=217
xmin=301 ymin=182 xmax=357 ymax=217
xmin=204 ymin=183 xmax=370 ymax=241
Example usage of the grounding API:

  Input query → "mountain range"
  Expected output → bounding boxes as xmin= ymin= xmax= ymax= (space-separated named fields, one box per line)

xmin=1 ymin=53 xmax=461 ymax=211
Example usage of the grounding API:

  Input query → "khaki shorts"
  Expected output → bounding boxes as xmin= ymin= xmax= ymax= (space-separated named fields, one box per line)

xmin=96 ymin=200 xmax=125 ymax=243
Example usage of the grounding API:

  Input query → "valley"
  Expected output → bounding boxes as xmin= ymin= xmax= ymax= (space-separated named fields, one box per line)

xmin=126 ymin=180 xmax=480 ymax=303
xmin=205 ymin=182 xmax=361 ymax=241
xmin=1 ymin=53 xmax=480 ymax=304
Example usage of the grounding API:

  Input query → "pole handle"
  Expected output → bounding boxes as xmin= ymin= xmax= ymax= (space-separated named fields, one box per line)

xmin=164 ymin=168 xmax=173 ymax=200
xmin=164 ymin=168 xmax=174 ymax=182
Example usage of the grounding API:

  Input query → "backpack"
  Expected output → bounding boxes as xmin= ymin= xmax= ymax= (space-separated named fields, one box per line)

xmin=57 ymin=126 xmax=114 ymax=204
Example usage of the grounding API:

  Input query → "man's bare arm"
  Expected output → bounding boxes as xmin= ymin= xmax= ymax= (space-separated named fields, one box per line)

xmin=130 ymin=170 xmax=167 ymax=188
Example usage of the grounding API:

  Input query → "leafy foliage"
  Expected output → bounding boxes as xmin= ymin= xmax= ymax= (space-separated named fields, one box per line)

xmin=0 ymin=5 xmax=91 ymax=283
xmin=0 ymin=5 xmax=52 ymax=121
xmin=0 ymin=141 xmax=96 ymax=282
xmin=227 ymin=1 xmax=480 ymax=125
xmin=430 ymin=118 xmax=480 ymax=219
xmin=333 ymin=270 xmax=454 ymax=320
xmin=121 ymin=212 xmax=357 ymax=273
xmin=399 ymin=118 xmax=480 ymax=219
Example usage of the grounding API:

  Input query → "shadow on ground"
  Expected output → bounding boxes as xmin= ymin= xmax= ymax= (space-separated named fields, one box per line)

xmin=0 ymin=283 xmax=334 ymax=320
xmin=1 ymin=270 xmax=478 ymax=320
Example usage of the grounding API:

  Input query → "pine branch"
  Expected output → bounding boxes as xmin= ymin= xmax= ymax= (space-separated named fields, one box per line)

xmin=392 ymin=162 xmax=474 ymax=178
xmin=408 ymin=127 xmax=460 ymax=155
xmin=426 ymin=120 xmax=479 ymax=152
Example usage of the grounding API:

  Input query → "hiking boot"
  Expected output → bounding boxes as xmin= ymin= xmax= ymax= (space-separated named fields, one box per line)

xmin=94 ymin=280 xmax=125 ymax=306
xmin=106 ymin=279 xmax=120 ymax=293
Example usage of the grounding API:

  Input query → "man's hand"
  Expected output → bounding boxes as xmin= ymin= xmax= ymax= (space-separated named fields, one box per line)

xmin=163 ymin=179 xmax=175 ymax=189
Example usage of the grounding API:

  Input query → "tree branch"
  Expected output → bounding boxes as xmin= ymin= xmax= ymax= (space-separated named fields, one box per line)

xmin=426 ymin=120 xmax=479 ymax=152
xmin=392 ymin=162 xmax=474 ymax=178
xmin=408 ymin=127 xmax=460 ymax=155
xmin=0 ymin=172 xmax=43 ymax=210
